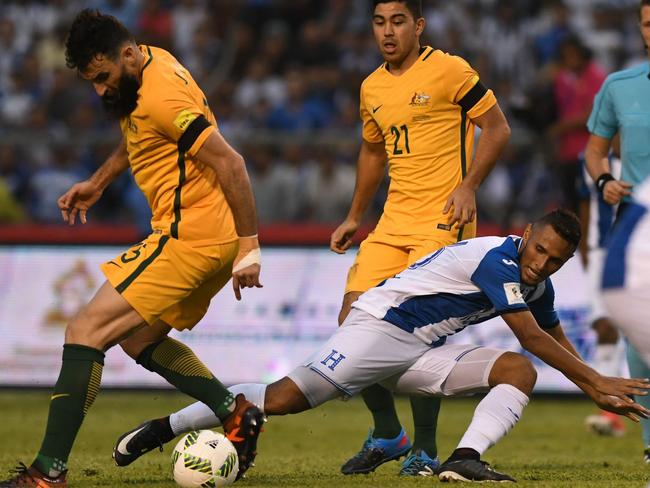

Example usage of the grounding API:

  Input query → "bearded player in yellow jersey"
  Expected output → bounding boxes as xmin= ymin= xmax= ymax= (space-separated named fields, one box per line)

xmin=104 ymin=0 xmax=510 ymax=478
xmin=1 ymin=10 xmax=264 ymax=488
xmin=330 ymin=0 xmax=511 ymax=476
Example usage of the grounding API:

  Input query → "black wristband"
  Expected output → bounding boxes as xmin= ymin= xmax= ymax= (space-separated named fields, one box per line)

xmin=595 ymin=173 xmax=615 ymax=194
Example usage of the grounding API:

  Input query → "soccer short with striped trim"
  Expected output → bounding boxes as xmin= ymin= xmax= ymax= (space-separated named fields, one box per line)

xmin=295 ymin=309 xmax=503 ymax=401
xmin=100 ymin=232 xmax=238 ymax=330
xmin=345 ymin=230 xmax=474 ymax=294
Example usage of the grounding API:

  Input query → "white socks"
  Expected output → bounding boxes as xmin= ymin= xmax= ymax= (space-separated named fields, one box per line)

xmin=169 ymin=383 xmax=267 ymax=436
xmin=457 ymin=384 xmax=529 ymax=454
xmin=593 ymin=343 xmax=623 ymax=377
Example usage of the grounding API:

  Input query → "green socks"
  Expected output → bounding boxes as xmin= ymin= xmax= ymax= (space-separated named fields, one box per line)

xmin=361 ymin=384 xmax=440 ymax=457
xmin=137 ymin=338 xmax=234 ymax=421
xmin=409 ymin=396 xmax=440 ymax=457
xmin=360 ymin=383 xmax=402 ymax=439
xmin=34 ymin=344 xmax=105 ymax=477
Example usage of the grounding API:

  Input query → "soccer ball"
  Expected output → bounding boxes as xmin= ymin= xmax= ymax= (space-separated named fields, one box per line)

xmin=172 ymin=430 xmax=239 ymax=487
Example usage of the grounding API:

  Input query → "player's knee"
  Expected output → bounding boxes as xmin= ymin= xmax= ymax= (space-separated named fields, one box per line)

xmin=119 ymin=337 xmax=147 ymax=360
xmin=489 ymin=352 xmax=537 ymax=395
xmin=65 ymin=309 xmax=97 ymax=347
xmin=263 ymin=377 xmax=310 ymax=415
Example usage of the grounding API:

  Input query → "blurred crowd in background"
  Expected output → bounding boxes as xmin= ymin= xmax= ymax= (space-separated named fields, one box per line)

xmin=0 ymin=0 xmax=644 ymax=235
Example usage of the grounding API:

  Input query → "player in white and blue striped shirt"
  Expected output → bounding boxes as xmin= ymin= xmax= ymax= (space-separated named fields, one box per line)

xmin=117 ymin=210 xmax=650 ymax=482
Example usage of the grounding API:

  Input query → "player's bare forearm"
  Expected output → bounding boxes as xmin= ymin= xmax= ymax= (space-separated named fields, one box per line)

xmin=219 ymin=161 xmax=258 ymax=237
xmin=505 ymin=311 xmax=600 ymax=387
xmin=545 ymin=324 xmax=598 ymax=396
xmin=544 ymin=322 xmax=650 ymax=415
xmin=58 ymin=140 xmax=128 ymax=225
xmin=463 ymin=103 xmax=510 ymax=191
xmin=584 ymin=134 xmax=612 ymax=182
xmin=196 ymin=129 xmax=258 ymax=236
xmin=89 ymin=138 xmax=130 ymax=190
xmin=346 ymin=139 xmax=387 ymax=223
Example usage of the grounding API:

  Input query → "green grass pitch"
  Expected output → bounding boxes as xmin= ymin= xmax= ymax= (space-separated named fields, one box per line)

xmin=0 ymin=391 xmax=648 ymax=487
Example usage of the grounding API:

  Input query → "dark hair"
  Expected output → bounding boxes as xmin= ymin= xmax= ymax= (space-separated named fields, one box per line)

xmin=373 ymin=0 xmax=423 ymax=19
xmin=558 ymin=34 xmax=592 ymax=62
xmin=65 ymin=9 xmax=133 ymax=71
xmin=534 ymin=208 xmax=581 ymax=248
xmin=641 ymin=0 xmax=650 ymax=18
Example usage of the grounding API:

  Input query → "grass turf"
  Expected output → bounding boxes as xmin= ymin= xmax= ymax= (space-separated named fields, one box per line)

xmin=0 ymin=390 xmax=647 ymax=487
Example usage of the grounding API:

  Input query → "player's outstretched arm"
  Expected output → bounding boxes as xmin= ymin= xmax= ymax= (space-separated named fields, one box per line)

xmin=57 ymin=138 xmax=129 ymax=225
xmin=330 ymin=139 xmax=386 ymax=254
xmin=196 ymin=128 xmax=262 ymax=300
xmin=503 ymin=310 xmax=650 ymax=418
xmin=444 ymin=103 xmax=510 ymax=227
xmin=545 ymin=324 xmax=649 ymax=421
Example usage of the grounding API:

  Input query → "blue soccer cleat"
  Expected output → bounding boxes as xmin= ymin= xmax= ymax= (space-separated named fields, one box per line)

xmin=340 ymin=428 xmax=412 ymax=475
xmin=399 ymin=448 xmax=440 ymax=476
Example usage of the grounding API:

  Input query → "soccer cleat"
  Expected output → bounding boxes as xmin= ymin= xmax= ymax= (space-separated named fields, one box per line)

xmin=399 ymin=448 xmax=440 ymax=476
xmin=223 ymin=394 xmax=266 ymax=480
xmin=584 ymin=411 xmax=625 ymax=437
xmin=0 ymin=463 xmax=67 ymax=487
xmin=438 ymin=458 xmax=515 ymax=483
xmin=340 ymin=428 xmax=412 ymax=475
xmin=644 ymin=446 xmax=650 ymax=464
xmin=113 ymin=418 xmax=174 ymax=467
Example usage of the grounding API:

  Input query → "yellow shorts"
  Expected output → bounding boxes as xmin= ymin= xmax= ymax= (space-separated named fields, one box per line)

xmin=101 ymin=232 xmax=238 ymax=330
xmin=345 ymin=231 xmax=469 ymax=294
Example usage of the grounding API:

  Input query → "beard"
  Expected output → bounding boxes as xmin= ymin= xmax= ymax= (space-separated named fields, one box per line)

xmin=101 ymin=71 xmax=140 ymax=119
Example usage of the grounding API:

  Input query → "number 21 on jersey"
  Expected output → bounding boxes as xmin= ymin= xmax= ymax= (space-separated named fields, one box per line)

xmin=390 ymin=124 xmax=410 ymax=155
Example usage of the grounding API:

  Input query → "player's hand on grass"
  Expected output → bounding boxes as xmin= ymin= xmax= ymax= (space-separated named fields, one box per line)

xmin=58 ymin=180 xmax=103 ymax=225
xmin=443 ymin=185 xmax=476 ymax=228
xmin=602 ymin=180 xmax=632 ymax=205
xmin=330 ymin=218 xmax=360 ymax=254
xmin=232 ymin=235 xmax=262 ymax=301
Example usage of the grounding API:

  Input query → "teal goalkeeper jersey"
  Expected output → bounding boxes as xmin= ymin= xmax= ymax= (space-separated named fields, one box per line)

xmin=587 ymin=62 xmax=650 ymax=193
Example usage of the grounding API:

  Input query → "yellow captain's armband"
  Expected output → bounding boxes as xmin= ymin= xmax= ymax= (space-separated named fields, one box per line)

xmin=173 ymin=110 xmax=199 ymax=132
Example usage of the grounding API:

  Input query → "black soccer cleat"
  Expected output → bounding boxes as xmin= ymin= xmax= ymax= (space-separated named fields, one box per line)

xmin=113 ymin=418 xmax=175 ymax=467
xmin=223 ymin=394 xmax=266 ymax=480
xmin=438 ymin=458 xmax=516 ymax=483
xmin=340 ymin=428 xmax=411 ymax=475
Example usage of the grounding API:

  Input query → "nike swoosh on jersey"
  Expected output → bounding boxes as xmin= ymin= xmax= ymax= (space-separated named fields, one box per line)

xmin=372 ymin=105 xmax=383 ymax=113
xmin=50 ymin=393 xmax=70 ymax=401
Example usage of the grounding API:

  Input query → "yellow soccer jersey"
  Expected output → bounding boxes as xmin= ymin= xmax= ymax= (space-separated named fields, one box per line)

xmin=120 ymin=45 xmax=236 ymax=246
xmin=360 ymin=46 xmax=497 ymax=238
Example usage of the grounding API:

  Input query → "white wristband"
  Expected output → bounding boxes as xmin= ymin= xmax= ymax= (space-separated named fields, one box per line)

xmin=233 ymin=248 xmax=261 ymax=273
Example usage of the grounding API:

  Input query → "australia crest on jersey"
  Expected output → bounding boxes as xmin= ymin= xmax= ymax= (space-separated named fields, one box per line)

xmin=409 ymin=91 xmax=431 ymax=108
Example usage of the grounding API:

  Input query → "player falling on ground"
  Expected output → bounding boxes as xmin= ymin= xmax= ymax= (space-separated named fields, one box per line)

xmin=120 ymin=209 xmax=650 ymax=483
xmin=0 ymin=10 xmax=264 ymax=488
xmin=584 ymin=0 xmax=650 ymax=462
xmin=109 ymin=0 xmax=511 ymax=478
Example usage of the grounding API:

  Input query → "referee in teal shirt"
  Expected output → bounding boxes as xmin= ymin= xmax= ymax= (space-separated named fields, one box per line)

xmin=584 ymin=0 xmax=650 ymax=463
